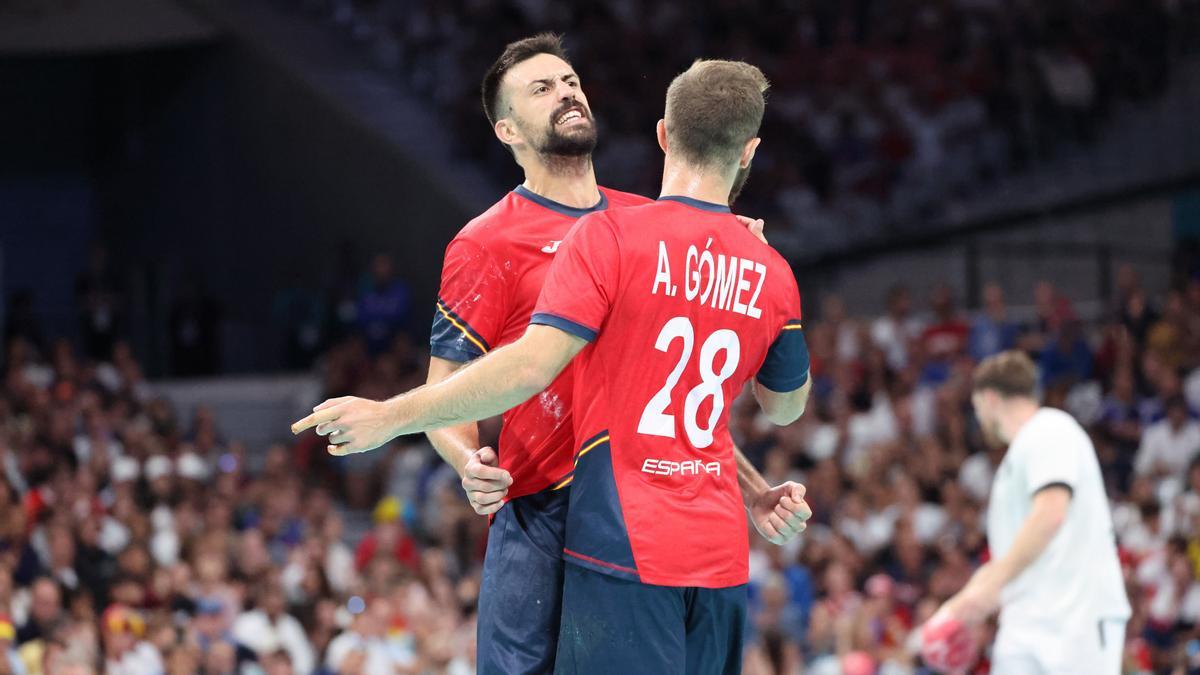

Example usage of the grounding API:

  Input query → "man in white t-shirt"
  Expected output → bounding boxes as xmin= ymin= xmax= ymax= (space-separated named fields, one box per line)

xmin=1135 ymin=395 xmax=1200 ymax=480
xmin=923 ymin=350 xmax=1130 ymax=674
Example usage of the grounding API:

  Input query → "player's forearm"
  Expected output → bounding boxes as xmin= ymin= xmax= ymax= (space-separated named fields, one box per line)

xmin=426 ymin=424 xmax=480 ymax=478
xmin=735 ymin=446 xmax=769 ymax=508
xmin=425 ymin=358 xmax=483 ymax=477
xmin=387 ymin=342 xmax=550 ymax=436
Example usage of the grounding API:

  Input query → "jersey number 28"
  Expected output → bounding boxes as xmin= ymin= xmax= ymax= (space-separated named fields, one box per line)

xmin=637 ymin=316 xmax=741 ymax=448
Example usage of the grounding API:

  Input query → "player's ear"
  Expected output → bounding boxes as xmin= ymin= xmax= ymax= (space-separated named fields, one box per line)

xmin=494 ymin=118 xmax=522 ymax=149
xmin=740 ymin=137 xmax=761 ymax=169
xmin=656 ymin=119 xmax=668 ymax=154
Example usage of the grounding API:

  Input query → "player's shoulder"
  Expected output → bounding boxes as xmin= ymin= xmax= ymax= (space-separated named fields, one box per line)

xmin=1015 ymin=408 xmax=1089 ymax=453
xmin=453 ymin=191 xmax=527 ymax=244
xmin=1031 ymin=407 xmax=1085 ymax=434
xmin=598 ymin=186 xmax=654 ymax=208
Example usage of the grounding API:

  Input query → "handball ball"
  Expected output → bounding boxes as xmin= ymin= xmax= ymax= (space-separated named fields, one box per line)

xmin=920 ymin=613 xmax=977 ymax=673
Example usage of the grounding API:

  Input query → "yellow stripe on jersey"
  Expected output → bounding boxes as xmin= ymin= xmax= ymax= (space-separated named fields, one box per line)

xmin=436 ymin=301 xmax=489 ymax=355
xmin=552 ymin=476 xmax=574 ymax=490
xmin=574 ymin=435 xmax=610 ymax=467
xmin=781 ymin=323 xmax=803 ymax=330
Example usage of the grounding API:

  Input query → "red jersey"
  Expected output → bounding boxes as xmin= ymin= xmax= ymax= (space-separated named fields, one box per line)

xmin=431 ymin=185 xmax=651 ymax=500
xmin=531 ymin=196 xmax=809 ymax=587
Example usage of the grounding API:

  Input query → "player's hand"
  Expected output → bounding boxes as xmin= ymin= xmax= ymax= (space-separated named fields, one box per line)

xmin=920 ymin=608 xmax=978 ymax=673
xmin=750 ymin=481 xmax=811 ymax=545
xmin=462 ymin=447 xmax=512 ymax=516
xmin=290 ymin=396 xmax=397 ymax=456
xmin=734 ymin=215 xmax=768 ymax=245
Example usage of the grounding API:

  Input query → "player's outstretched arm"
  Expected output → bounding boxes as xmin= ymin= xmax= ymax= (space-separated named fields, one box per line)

xmin=426 ymin=357 xmax=512 ymax=516
xmin=736 ymin=447 xmax=812 ymax=545
xmin=753 ymin=377 xmax=811 ymax=426
xmin=292 ymin=325 xmax=586 ymax=455
xmin=938 ymin=484 xmax=1072 ymax=624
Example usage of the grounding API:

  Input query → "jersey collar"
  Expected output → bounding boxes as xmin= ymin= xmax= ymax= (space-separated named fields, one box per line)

xmin=657 ymin=195 xmax=732 ymax=213
xmin=513 ymin=185 xmax=608 ymax=218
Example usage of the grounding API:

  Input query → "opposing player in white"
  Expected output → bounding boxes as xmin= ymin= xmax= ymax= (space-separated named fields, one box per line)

xmin=927 ymin=350 xmax=1130 ymax=674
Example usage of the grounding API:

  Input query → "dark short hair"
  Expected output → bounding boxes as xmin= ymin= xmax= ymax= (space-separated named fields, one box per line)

xmin=664 ymin=60 xmax=769 ymax=170
xmin=973 ymin=350 xmax=1038 ymax=399
xmin=481 ymin=33 xmax=571 ymax=128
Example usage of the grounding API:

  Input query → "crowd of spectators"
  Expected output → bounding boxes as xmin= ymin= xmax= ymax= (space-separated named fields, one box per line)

xmin=733 ymin=263 xmax=1200 ymax=674
xmin=0 ymin=307 xmax=477 ymax=672
xmin=4 ymin=251 xmax=1200 ymax=673
xmin=287 ymin=0 xmax=1197 ymax=255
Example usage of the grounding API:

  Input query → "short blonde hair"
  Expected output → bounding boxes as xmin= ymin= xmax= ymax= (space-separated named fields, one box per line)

xmin=664 ymin=59 xmax=769 ymax=170
xmin=973 ymin=350 xmax=1038 ymax=399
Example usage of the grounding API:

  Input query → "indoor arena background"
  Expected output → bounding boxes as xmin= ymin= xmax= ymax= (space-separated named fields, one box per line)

xmin=2 ymin=0 xmax=1200 ymax=673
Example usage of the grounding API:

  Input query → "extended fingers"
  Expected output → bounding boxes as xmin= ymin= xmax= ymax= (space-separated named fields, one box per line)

xmin=292 ymin=406 xmax=341 ymax=434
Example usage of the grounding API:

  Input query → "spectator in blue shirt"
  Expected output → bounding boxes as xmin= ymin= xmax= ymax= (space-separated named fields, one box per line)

xmin=969 ymin=283 xmax=1021 ymax=361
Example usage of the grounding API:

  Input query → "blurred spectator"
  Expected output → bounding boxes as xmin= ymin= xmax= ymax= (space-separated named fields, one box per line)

xmin=1135 ymin=396 xmax=1200 ymax=498
xmin=100 ymin=604 xmax=161 ymax=675
xmin=871 ymin=285 xmax=924 ymax=372
xmin=16 ymin=579 xmax=62 ymax=646
xmin=353 ymin=497 xmax=420 ymax=575
xmin=968 ymin=283 xmax=1019 ymax=361
xmin=74 ymin=244 xmax=123 ymax=363
xmin=0 ymin=615 xmax=24 ymax=675
xmin=356 ymin=254 xmax=411 ymax=356
xmin=232 ymin=579 xmax=314 ymax=674
xmin=918 ymin=284 xmax=969 ymax=384
xmin=1039 ymin=319 xmax=1094 ymax=390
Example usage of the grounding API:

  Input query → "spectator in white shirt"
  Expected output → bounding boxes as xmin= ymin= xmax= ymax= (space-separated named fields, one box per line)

xmin=1135 ymin=396 xmax=1200 ymax=496
xmin=871 ymin=285 xmax=925 ymax=371
xmin=232 ymin=579 xmax=314 ymax=675
xmin=101 ymin=604 xmax=162 ymax=675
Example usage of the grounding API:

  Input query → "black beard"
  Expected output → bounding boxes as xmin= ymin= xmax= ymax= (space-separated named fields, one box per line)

xmin=536 ymin=120 xmax=598 ymax=158
xmin=530 ymin=101 xmax=598 ymax=162
xmin=728 ymin=161 xmax=753 ymax=205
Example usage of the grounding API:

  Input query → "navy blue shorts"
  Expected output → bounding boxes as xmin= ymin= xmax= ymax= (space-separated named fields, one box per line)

xmin=477 ymin=486 xmax=570 ymax=675
xmin=555 ymin=564 xmax=747 ymax=675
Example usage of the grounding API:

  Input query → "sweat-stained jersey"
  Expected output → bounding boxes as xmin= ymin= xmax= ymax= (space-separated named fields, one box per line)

xmin=530 ymin=196 xmax=810 ymax=588
xmin=431 ymin=185 xmax=652 ymax=501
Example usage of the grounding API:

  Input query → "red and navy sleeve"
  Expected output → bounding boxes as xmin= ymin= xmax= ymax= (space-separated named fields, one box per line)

xmin=430 ymin=237 xmax=508 ymax=362
xmin=756 ymin=274 xmax=810 ymax=393
xmin=530 ymin=213 xmax=619 ymax=342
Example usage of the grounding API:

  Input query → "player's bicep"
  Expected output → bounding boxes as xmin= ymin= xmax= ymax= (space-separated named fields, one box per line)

xmin=522 ymin=324 xmax=589 ymax=373
xmin=756 ymin=321 xmax=809 ymax=393
xmin=431 ymin=239 xmax=506 ymax=362
xmin=1030 ymin=483 xmax=1072 ymax=527
xmin=1024 ymin=439 xmax=1082 ymax=497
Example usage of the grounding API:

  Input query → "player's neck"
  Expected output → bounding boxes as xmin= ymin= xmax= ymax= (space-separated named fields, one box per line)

xmin=659 ymin=157 xmax=733 ymax=207
xmin=999 ymin=399 xmax=1040 ymax=444
xmin=521 ymin=156 xmax=600 ymax=209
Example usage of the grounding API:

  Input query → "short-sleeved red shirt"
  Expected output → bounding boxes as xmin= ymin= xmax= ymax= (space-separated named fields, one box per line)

xmin=531 ymin=196 xmax=809 ymax=587
xmin=431 ymin=185 xmax=651 ymax=500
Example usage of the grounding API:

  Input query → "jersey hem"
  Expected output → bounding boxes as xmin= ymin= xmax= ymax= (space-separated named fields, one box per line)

xmin=563 ymin=548 xmax=640 ymax=582
xmin=429 ymin=344 xmax=479 ymax=363
xmin=530 ymin=312 xmax=598 ymax=342
xmin=563 ymin=554 xmax=747 ymax=589
xmin=756 ymin=370 xmax=810 ymax=393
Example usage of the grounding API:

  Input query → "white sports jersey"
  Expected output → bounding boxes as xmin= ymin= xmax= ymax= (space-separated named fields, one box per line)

xmin=987 ymin=408 xmax=1131 ymax=637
